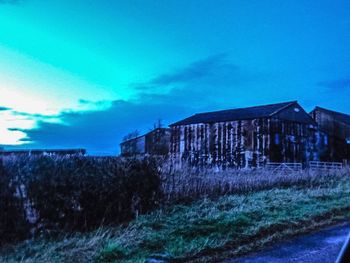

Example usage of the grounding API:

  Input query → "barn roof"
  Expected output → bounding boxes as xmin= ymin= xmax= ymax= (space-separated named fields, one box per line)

xmin=313 ymin=106 xmax=350 ymax=125
xmin=170 ymin=101 xmax=306 ymax=126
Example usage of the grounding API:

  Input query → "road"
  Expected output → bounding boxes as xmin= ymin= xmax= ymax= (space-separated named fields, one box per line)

xmin=223 ymin=222 xmax=350 ymax=263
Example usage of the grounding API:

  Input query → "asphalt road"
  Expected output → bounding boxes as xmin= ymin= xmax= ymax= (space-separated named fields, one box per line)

xmin=223 ymin=222 xmax=350 ymax=263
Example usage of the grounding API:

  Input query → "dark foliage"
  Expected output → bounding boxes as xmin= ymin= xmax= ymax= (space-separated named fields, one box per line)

xmin=0 ymin=156 xmax=161 ymax=243
xmin=0 ymin=158 xmax=30 ymax=245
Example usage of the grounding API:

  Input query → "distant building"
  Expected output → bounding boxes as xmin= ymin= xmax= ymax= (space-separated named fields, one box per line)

xmin=170 ymin=101 xmax=327 ymax=168
xmin=120 ymin=128 xmax=171 ymax=157
xmin=310 ymin=107 xmax=350 ymax=162
xmin=0 ymin=149 xmax=86 ymax=156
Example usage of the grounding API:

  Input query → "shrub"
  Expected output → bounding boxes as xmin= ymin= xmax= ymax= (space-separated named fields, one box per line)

xmin=0 ymin=155 xmax=161 ymax=242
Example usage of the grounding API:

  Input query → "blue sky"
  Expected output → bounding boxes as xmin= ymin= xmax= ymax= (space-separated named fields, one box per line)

xmin=0 ymin=0 xmax=350 ymax=154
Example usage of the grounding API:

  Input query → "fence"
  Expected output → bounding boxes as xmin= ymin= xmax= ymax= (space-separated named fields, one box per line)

xmin=266 ymin=162 xmax=303 ymax=172
xmin=309 ymin=161 xmax=343 ymax=171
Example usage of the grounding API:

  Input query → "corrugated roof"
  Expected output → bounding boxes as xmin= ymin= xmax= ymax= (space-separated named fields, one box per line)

xmin=314 ymin=106 xmax=350 ymax=125
xmin=170 ymin=101 xmax=297 ymax=126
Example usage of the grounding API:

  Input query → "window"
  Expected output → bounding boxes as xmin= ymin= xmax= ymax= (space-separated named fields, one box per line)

xmin=294 ymin=107 xmax=300 ymax=112
xmin=275 ymin=134 xmax=280 ymax=145
xmin=346 ymin=138 xmax=350 ymax=144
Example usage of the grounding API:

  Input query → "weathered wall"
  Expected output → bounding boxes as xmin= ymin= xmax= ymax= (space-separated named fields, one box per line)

xmin=311 ymin=109 xmax=350 ymax=161
xmin=171 ymin=118 xmax=325 ymax=168
xmin=268 ymin=118 xmax=327 ymax=164
xmin=145 ymin=128 xmax=171 ymax=155
xmin=121 ymin=128 xmax=171 ymax=156
xmin=171 ymin=119 xmax=267 ymax=168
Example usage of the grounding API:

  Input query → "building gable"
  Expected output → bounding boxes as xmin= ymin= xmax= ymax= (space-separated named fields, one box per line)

xmin=273 ymin=103 xmax=316 ymax=125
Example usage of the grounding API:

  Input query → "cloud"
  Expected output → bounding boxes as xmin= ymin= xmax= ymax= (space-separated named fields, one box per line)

xmin=77 ymin=99 xmax=112 ymax=110
xmin=148 ymin=53 xmax=231 ymax=86
xmin=133 ymin=53 xmax=240 ymax=93
xmin=11 ymin=54 xmax=260 ymax=155
xmin=318 ymin=77 xmax=350 ymax=91
xmin=16 ymin=100 xmax=190 ymax=155
xmin=135 ymin=53 xmax=258 ymax=110
xmin=0 ymin=106 xmax=11 ymax=111
xmin=7 ymin=128 xmax=22 ymax=131
xmin=11 ymin=110 xmax=58 ymax=119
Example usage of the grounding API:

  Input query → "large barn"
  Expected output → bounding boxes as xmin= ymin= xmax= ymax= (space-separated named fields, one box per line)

xmin=169 ymin=101 xmax=327 ymax=168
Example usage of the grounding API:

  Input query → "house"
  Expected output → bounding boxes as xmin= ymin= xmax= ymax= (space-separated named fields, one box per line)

xmin=310 ymin=106 xmax=350 ymax=162
xmin=0 ymin=149 xmax=86 ymax=156
xmin=169 ymin=101 xmax=327 ymax=168
xmin=120 ymin=128 xmax=171 ymax=157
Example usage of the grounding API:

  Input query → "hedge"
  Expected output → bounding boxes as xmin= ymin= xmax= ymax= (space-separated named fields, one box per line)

xmin=0 ymin=155 xmax=161 ymax=244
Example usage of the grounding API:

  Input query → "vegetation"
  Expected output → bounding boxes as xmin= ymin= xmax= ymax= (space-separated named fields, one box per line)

xmin=0 ymin=155 xmax=161 ymax=244
xmin=160 ymin=164 xmax=350 ymax=203
xmin=0 ymin=159 xmax=30 ymax=244
xmin=1 ymin=162 xmax=349 ymax=263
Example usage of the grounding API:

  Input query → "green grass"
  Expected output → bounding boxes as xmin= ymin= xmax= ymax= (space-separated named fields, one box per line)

xmin=2 ymin=175 xmax=350 ymax=263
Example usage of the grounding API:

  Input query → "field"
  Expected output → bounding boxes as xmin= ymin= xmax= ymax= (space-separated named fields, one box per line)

xmin=1 ymin=158 xmax=350 ymax=262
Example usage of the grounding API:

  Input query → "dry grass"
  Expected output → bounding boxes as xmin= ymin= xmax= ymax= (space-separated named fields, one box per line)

xmin=160 ymin=164 xmax=350 ymax=203
xmin=1 ymin=167 xmax=350 ymax=263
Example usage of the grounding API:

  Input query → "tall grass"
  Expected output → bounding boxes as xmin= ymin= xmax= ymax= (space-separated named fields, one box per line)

xmin=160 ymin=163 xmax=350 ymax=203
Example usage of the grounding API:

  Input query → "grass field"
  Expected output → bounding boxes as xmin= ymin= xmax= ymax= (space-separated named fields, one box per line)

xmin=1 ymin=168 xmax=350 ymax=262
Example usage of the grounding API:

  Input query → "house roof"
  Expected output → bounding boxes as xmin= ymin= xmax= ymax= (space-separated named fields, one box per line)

xmin=313 ymin=106 xmax=350 ymax=126
xmin=170 ymin=101 xmax=303 ymax=126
